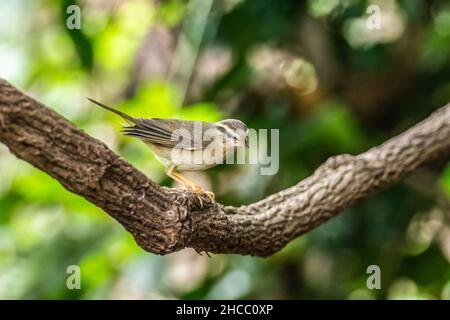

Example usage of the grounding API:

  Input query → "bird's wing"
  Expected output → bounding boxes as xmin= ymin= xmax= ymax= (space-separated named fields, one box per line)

xmin=122 ymin=118 xmax=216 ymax=150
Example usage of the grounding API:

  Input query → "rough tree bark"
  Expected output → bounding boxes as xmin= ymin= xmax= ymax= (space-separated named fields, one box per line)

xmin=0 ymin=78 xmax=449 ymax=256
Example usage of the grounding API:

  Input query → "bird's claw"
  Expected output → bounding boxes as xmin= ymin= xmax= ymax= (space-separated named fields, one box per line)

xmin=191 ymin=185 xmax=215 ymax=208
xmin=203 ymin=190 xmax=215 ymax=202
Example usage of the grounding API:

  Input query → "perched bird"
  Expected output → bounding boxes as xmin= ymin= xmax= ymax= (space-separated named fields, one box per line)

xmin=87 ymin=98 xmax=249 ymax=205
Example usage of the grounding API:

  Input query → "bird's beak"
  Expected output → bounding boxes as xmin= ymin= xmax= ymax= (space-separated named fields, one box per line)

xmin=245 ymin=136 xmax=249 ymax=148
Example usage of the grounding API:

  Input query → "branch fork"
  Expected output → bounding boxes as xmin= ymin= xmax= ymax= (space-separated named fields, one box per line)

xmin=0 ymin=78 xmax=449 ymax=256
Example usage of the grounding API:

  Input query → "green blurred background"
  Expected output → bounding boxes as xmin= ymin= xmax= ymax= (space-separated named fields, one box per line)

xmin=0 ymin=0 xmax=449 ymax=299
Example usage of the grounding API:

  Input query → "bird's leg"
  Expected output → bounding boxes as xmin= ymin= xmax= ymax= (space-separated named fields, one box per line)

xmin=165 ymin=165 xmax=190 ymax=188
xmin=166 ymin=165 xmax=196 ymax=189
xmin=172 ymin=171 xmax=215 ymax=204
xmin=166 ymin=166 xmax=208 ymax=206
xmin=165 ymin=165 xmax=215 ymax=206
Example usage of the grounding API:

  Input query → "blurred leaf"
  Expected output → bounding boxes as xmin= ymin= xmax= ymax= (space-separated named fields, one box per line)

xmin=180 ymin=102 xmax=222 ymax=121
xmin=440 ymin=163 xmax=450 ymax=197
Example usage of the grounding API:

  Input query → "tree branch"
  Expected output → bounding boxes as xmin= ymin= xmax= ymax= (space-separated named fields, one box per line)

xmin=0 ymin=78 xmax=449 ymax=256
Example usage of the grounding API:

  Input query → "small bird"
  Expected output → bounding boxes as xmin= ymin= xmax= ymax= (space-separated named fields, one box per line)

xmin=87 ymin=98 xmax=249 ymax=205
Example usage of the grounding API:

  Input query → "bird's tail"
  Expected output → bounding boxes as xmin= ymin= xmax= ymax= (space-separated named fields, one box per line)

xmin=87 ymin=98 xmax=136 ymax=124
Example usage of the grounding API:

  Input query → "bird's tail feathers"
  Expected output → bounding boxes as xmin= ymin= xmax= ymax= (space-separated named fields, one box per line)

xmin=87 ymin=98 xmax=135 ymax=123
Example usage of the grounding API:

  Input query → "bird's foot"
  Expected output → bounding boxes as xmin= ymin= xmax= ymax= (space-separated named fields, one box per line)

xmin=191 ymin=185 xmax=215 ymax=208
xmin=202 ymin=190 xmax=215 ymax=202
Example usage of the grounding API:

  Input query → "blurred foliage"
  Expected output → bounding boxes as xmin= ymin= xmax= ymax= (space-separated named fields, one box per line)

xmin=0 ymin=0 xmax=449 ymax=299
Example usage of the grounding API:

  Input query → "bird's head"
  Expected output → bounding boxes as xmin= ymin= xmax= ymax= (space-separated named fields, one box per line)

xmin=216 ymin=119 xmax=249 ymax=148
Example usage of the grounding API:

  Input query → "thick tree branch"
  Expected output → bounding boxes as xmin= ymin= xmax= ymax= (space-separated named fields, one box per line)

xmin=0 ymin=79 xmax=449 ymax=256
